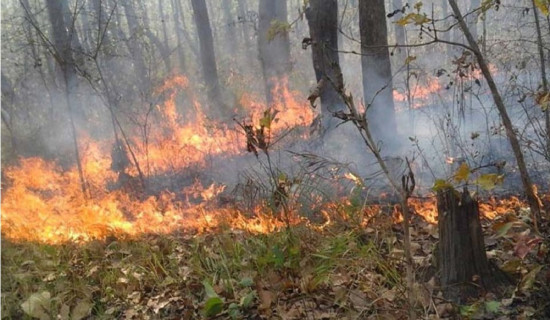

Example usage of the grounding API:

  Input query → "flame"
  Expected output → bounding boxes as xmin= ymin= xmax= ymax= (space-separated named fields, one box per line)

xmin=0 ymin=73 xmax=539 ymax=244
xmin=1 ymin=75 xmax=314 ymax=244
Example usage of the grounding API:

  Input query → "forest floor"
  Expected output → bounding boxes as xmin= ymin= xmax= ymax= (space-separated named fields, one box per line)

xmin=2 ymin=196 xmax=549 ymax=320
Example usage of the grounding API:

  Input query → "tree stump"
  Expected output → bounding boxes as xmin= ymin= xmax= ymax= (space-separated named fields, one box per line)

xmin=437 ymin=187 xmax=506 ymax=303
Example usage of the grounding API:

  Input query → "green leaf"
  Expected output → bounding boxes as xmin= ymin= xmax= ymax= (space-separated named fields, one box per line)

xmin=453 ymin=162 xmax=470 ymax=183
xmin=239 ymin=277 xmax=254 ymax=287
xmin=20 ymin=291 xmax=51 ymax=320
xmin=485 ymin=300 xmax=501 ymax=314
xmin=240 ymin=290 xmax=256 ymax=309
xmin=228 ymin=303 xmax=241 ymax=319
xmin=475 ymin=174 xmax=503 ymax=190
xmin=204 ymin=297 xmax=224 ymax=317
xmin=202 ymin=280 xmax=218 ymax=298
xmin=432 ymin=179 xmax=453 ymax=192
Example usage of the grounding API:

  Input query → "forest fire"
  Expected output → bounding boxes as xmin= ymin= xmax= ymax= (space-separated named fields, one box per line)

xmin=1 ymin=74 xmax=542 ymax=245
xmin=392 ymin=76 xmax=443 ymax=109
xmin=0 ymin=75 xmax=316 ymax=244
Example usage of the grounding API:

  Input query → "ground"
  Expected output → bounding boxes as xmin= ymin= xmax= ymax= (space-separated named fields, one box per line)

xmin=2 ymin=197 xmax=548 ymax=319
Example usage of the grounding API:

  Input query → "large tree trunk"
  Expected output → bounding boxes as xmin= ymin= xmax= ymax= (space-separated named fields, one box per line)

xmin=437 ymin=188 xmax=508 ymax=302
xmin=358 ymin=0 xmax=398 ymax=150
xmin=305 ymin=0 xmax=345 ymax=134
xmin=448 ymin=0 xmax=542 ymax=227
xmin=258 ymin=0 xmax=291 ymax=106
xmin=191 ymin=0 xmax=227 ymax=117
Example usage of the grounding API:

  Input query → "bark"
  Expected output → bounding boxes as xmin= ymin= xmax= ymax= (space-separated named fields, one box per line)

xmin=448 ymin=0 xmax=542 ymax=227
xmin=531 ymin=0 xmax=550 ymax=157
xmin=258 ymin=0 xmax=291 ymax=106
xmin=45 ymin=0 xmax=88 ymax=197
xmin=191 ymin=0 xmax=227 ymax=116
xmin=358 ymin=0 xmax=398 ymax=149
xmin=437 ymin=188 xmax=508 ymax=302
xmin=305 ymin=0 xmax=345 ymax=134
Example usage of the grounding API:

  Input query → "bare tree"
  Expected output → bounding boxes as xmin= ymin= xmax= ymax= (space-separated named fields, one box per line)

xmin=448 ymin=0 xmax=542 ymax=228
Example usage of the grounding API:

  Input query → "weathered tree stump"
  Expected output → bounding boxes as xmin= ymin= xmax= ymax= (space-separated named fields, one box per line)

xmin=437 ymin=187 xmax=507 ymax=303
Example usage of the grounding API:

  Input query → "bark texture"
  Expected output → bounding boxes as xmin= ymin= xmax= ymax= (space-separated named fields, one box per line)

xmin=305 ymin=0 xmax=345 ymax=133
xmin=191 ymin=0 xmax=226 ymax=116
xmin=437 ymin=188 xmax=493 ymax=302
xmin=358 ymin=0 xmax=398 ymax=149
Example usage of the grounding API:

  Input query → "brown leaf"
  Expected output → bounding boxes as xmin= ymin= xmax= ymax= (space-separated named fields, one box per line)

xmin=258 ymin=290 xmax=276 ymax=310
xmin=348 ymin=289 xmax=369 ymax=310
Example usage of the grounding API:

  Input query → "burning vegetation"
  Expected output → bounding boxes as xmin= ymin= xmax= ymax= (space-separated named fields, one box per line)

xmin=2 ymin=0 xmax=550 ymax=319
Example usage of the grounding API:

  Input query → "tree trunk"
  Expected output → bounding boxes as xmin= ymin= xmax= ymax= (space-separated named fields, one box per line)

xmin=448 ymin=0 xmax=542 ymax=228
xmin=358 ymin=0 xmax=398 ymax=150
xmin=120 ymin=0 xmax=149 ymax=91
xmin=531 ymin=0 xmax=550 ymax=158
xmin=45 ymin=0 xmax=88 ymax=197
xmin=191 ymin=0 xmax=227 ymax=117
xmin=258 ymin=0 xmax=291 ymax=106
xmin=138 ymin=1 xmax=171 ymax=73
xmin=437 ymin=187 xmax=508 ymax=302
xmin=305 ymin=0 xmax=345 ymax=134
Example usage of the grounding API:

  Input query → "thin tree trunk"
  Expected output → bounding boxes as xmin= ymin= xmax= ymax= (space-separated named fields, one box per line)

xmin=45 ymin=0 xmax=88 ymax=197
xmin=358 ymin=0 xmax=398 ymax=150
xmin=531 ymin=0 xmax=550 ymax=157
xmin=258 ymin=0 xmax=291 ymax=106
xmin=191 ymin=0 xmax=227 ymax=117
xmin=448 ymin=0 xmax=542 ymax=228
